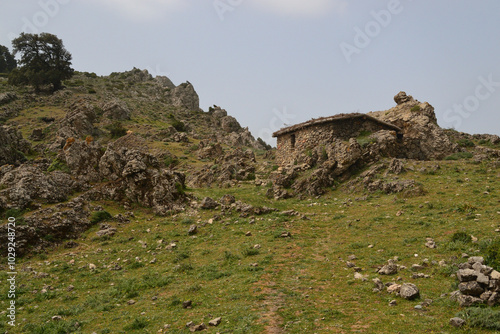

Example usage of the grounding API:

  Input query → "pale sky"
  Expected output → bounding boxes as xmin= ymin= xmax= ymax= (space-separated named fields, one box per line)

xmin=1 ymin=0 xmax=499 ymax=144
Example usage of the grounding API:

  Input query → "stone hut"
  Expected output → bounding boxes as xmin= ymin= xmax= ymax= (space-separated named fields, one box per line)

xmin=272 ymin=113 xmax=402 ymax=166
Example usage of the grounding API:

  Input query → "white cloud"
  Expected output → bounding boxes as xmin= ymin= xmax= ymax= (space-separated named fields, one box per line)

xmin=93 ymin=0 xmax=186 ymax=20
xmin=250 ymin=0 xmax=347 ymax=17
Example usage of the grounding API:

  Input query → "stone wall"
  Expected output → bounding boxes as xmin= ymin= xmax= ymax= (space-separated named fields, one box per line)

xmin=275 ymin=118 xmax=398 ymax=166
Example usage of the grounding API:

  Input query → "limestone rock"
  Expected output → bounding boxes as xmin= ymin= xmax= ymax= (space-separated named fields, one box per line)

xmin=459 ymin=281 xmax=484 ymax=296
xmin=102 ymin=99 xmax=131 ymax=121
xmin=394 ymin=91 xmax=414 ymax=105
xmin=457 ymin=269 xmax=478 ymax=282
xmin=457 ymin=294 xmax=483 ymax=307
xmin=208 ymin=317 xmax=222 ymax=326
xmin=0 ymin=125 xmax=31 ymax=166
xmin=400 ymin=283 xmax=420 ymax=300
xmin=378 ymin=260 xmax=398 ymax=275
xmin=200 ymin=197 xmax=218 ymax=210
xmin=449 ymin=317 xmax=465 ymax=328
xmin=165 ymin=82 xmax=199 ymax=110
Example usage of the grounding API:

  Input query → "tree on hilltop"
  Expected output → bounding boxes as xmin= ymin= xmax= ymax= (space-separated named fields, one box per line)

xmin=0 ymin=45 xmax=17 ymax=73
xmin=8 ymin=32 xmax=74 ymax=92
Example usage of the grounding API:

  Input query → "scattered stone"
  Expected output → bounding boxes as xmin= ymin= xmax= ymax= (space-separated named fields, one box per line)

xmin=182 ymin=300 xmax=192 ymax=309
xmin=372 ymin=278 xmax=384 ymax=291
xmin=208 ymin=317 xmax=222 ymax=326
xmin=389 ymin=300 xmax=397 ymax=306
xmin=189 ymin=323 xmax=207 ymax=332
xmin=127 ymin=300 xmax=136 ymax=305
xmin=449 ymin=317 xmax=466 ymax=328
xmin=387 ymin=284 xmax=401 ymax=294
xmin=89 ymin=263 xmax=97 ymax=270
xmin=188 ymin=225 xmax=198 ymax=235
xmin=400 ymin=283 xmax=420 ymax=300
xmin=354 ymin=272 xmax=367 ymax=281
xmin=346 ymin=261 xmax=356 ymax=268
xmin=245 ymin=231 xmax=252 ymax=237
xmin=347 ymin=255 xmax=357 ymax=261
xmin=425 ymin=238 xmax=437 ymax=249
xmin=52 ymin=315 xmax=62 ymax=321
xmin=200 ymin=197 xmax=218 ymax=209
xmin=414 ymin=305 xmax=423 ymax=310
xmin=378 ymin=260 xmax=398 ymax=275
xmin=280 ymin=232 xmax=292 ymax=238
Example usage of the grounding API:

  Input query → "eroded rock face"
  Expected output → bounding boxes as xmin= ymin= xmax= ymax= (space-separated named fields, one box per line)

xmin=0 ymin=126 xmax=31 ymax=166
xmin=187 ymin=148 xmax=256 ymax=188
xmin=369 ymin=92 xmax=455 ymax=160
xmin=0 ymin=197 xmax=91 ymax=256
xmin=102 ymin=99 xmax=131 ymax=121
xmin=63 ymin=140 xmax=103 ymax=182
xmin=165 ymin=82 xmax=199 ymax=110
xmin=82 ymin=135 xmax=188 ymax=215
xmin=56 ymin=98 xmax=97 ymax=142
xmin=0 ymin=164 xmax=81 ymax=210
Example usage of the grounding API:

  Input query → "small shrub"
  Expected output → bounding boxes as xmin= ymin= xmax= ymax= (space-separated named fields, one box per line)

xmin=450 ymin=231 xmax=472 ymax=243
xmin=444 ymin=152 xmax=473 ymax=160
xmin=457 ymin=139 xmax=475 ymax=147
xmin=123 ymin=318 xmax=148 ymax=331
xmin=171 ymin=118 xmax=186 ymax=132
xmin=164 ymin=156 xmax=179 ymax=168
xmin=481 ymin=238 xmax=500 ymax=270
xmin=47 ymin=159 xmax=70 ymax=173
xmin=105 ymin=121 xmax=127 ymax=138
xmin=458 ymin=307 xmax=500 ymax=330
xmin=410 ymin=105 xmax=421 ymax=111
xmin=90 ymin=211 xmax=112 ymax=224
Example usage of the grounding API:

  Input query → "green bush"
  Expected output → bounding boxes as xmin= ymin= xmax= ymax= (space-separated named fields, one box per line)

xmin=457 ymin=139 xmax=475 ymax=147
xmin=123 ymin=318 xmax=148 ymax=331
xmin=481 ymin=238 xmax=500 ymax=270
xmin=105 ymin=121 xmax=127 ymax=138
xmin=90 ymin=211 xmax=112 ymax=224
xmin=450 ymin=231 xmax=472 ymax=243
xmin=458 ymin=307 xmax=500 ymax=330
xmin=171 ymin=118 xmax=186 ymax=132
xmin=47 ymin=159 xmax=70 ymax=173
xmin=444 ymin=152 xmax=473 ymax=160
xmin=410 ymin=105 xmax=421 ymax=111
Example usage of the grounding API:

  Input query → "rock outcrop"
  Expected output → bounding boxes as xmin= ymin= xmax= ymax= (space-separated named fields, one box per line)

xmin=369 ymin=92 xmax=456 ymax=160
xmin=0 ymin=125 xmax=31 ymax=166
xmin=0 ymin=164 xmax=81 ymax=211
xmin=165 ymin=82 xmax=199 ymax=110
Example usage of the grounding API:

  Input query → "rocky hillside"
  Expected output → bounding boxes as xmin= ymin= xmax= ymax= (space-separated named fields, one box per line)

xmin=1 ymin=72 xmax=500 ymax=332
xmin=0 ymin=68 xmax=270 ymax=254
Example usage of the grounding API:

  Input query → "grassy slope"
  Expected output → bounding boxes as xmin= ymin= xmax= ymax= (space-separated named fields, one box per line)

xmin=0 ymin=158 xmax=499 ymax=333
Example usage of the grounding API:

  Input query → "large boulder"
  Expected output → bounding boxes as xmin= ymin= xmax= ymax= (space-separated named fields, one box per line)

xmin=369 ymin=92 xmax=456 ymax=160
